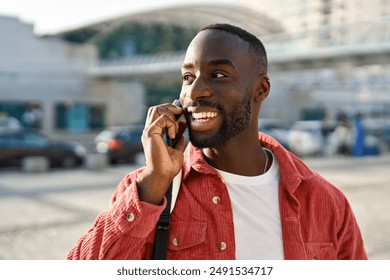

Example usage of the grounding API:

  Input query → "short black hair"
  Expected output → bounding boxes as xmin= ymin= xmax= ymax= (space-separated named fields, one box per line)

xmin=200 ymin=23 xmax=268 ymax=74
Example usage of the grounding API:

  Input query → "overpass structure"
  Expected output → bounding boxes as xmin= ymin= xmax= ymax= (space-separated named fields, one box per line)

xmin=79 ymin=3 xmax=283 ymax=44
xmin=88 ymin=17 xmax=390 ymax=79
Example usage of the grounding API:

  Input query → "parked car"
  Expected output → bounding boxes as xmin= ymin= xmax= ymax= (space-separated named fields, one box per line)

xmin=0 ymin=116 xmax=22 ymax=131
xmin=258 ymin=118 xmax=291 ymax=149
xmin=287 ymin=120 xmax=337 ymax=156
xmin=94 ymin=124 xmax=144 ymax=164
xmin=362 ymin=118 xmax=390 ymax=151
xmin=0 ymin=128 xmax=87 ymax=168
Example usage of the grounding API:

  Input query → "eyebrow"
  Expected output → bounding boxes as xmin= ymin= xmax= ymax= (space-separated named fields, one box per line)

xmin=182 ymin=59 xmax=235 ymax=69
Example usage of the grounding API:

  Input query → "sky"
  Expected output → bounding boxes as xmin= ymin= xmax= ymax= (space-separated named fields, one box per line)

xmin=0 ymin=0 xmax=237 ymax=35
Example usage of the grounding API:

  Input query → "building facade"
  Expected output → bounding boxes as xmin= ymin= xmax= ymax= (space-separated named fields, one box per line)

xmin=1 ymin=1 xmax=389 ymax=136
xmin=243 ymin=0 xmax=390 ymax=33
xmin=0 ymin=16 xmax=146 ymax=134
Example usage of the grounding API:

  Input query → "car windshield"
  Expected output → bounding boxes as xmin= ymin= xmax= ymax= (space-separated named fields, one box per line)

xmin=0 ymin=130 xmax=49 ymax=148
xmin=118 ymin=126 xmax=144 ymax=142
xmin=22 ymin=132 xmax=50 ymax=147
xmin=98 ymin=130 xmax=115 ymax=138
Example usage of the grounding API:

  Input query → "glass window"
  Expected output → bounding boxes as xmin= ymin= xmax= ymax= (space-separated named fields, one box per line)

xmin=55 ymin=103 xmax=105 ymax=131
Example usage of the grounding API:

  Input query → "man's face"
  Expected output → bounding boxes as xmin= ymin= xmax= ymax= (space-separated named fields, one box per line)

xmin=180 ymin=30 xmax=258 ymax=148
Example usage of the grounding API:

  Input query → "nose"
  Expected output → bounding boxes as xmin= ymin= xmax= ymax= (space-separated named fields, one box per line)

xmin=185 ymin=76 xmax=213 ymax=102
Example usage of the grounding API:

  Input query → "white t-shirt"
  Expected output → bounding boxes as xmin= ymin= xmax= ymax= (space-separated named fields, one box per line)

xmin=215 ymin=149 xmax=284 ymax=259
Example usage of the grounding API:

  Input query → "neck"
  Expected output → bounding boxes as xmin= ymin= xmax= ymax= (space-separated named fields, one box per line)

xmin=202 ymin=132 xmax=268 ymax=176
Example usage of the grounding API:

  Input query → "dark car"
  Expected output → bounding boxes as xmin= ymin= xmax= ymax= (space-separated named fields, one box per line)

xmin=94 ymin=124 xmax=144 ymax=164
xmin=0 ymin=129 xmax=87 ymax=168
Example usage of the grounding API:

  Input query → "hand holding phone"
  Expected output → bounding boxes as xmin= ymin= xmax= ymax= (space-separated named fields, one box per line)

xmin=137 ymin=100 xmax=187 ymax=205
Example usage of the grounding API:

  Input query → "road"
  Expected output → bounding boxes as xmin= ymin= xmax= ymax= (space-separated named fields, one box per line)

xmin=0 ymin=155 xmax=389 ymax=260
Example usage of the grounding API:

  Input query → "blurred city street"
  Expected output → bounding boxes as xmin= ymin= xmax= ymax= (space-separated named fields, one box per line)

xmin=0 ymin=154 xmax=389 ymax=260
xmin=1 ymin=0 xmax=390 ymax=265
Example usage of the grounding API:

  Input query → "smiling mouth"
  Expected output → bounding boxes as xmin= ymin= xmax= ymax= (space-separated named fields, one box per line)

xmin=191 ymin=111 xmax=219 ymax=122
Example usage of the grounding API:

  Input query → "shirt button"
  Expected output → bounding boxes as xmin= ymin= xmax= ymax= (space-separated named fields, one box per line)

xmin=218 ymin=242 xmax=227 ymax=251
xmin=126 ymin=212 xmax=135 ymax=222
xmin=312 ymin=256 xmax=319 ymax=260
xmin=212 ymin=196 xmax=221 ymax=204
xmin=172 ymin=237 xmax=179 ymax=246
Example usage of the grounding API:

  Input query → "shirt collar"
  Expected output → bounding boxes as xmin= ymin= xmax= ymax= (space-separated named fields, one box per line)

xmin=182 ymin=132 xmax=307 ymax=194
xmin=259 ymin=132 xmax=303 ymax=194
xmin=182 ymin=142 xmax=220 ymax=179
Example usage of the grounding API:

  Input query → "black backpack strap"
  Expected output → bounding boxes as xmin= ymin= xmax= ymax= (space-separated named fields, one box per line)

xmin=152 ymin=184 xmax=172 ymax=260
xmin=152 ymin=130 xmax=183 ymax=259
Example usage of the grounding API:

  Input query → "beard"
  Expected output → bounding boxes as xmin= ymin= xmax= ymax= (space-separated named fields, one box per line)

xmin=186 ymin=90 xmax=252 ymax=148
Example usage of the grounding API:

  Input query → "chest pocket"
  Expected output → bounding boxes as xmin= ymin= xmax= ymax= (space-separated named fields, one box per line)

xmin=167 ymin=221 xmax=208 ymax=259
xmin=305 ymin=242 xmax=336 ymax=260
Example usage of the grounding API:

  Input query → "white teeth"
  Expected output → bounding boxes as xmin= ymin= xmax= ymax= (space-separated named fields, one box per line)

xmin=192 ymin=112 xmax=218 ymax=120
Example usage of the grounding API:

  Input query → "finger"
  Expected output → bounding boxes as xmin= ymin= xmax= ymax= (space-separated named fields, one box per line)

xmin=145 ymin=106 xmax=170 ymax=128
xmin=165 ymin=117 xmax=179 ymax=139
xmin=145 ymin=104 xmax=182 ymax=126
xmin=145 ymin=106 xmax=155 ymax=127
xmin=157 ymin=103 xmax=183 ymax=116
xmin=147 ymin=114 xmax=178 ymax=140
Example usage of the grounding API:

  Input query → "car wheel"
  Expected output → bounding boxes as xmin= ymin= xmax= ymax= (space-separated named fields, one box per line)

xmin=62 ymin=155 xmax=77 ymax=168
xmin=126 ymin=155 xmax=136 ymax=164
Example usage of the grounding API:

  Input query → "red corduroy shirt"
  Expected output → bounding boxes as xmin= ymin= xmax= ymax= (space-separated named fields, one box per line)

xmin=67 ymin=133 xmax=367 ymax=260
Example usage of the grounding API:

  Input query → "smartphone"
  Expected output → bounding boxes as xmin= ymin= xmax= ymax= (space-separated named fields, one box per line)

xmin=166 ymin=100 xmax=187 ymax=148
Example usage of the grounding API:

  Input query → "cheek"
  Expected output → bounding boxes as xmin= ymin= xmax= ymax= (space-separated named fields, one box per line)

xmin=219 ymin=87 xmax=244 ymax=105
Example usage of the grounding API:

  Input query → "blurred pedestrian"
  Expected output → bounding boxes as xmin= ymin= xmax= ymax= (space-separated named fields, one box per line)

xmin=333 ymin=113 xmax=352 ymax=156
xmin=352 ymin=113 xmax=365 ymax=157
xmin=22 ymin=103 xmax=42 ymax=129
xmin=67 ymin=23 xmax=367 ymax=260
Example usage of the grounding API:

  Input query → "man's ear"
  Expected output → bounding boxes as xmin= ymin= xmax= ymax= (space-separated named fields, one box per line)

xmin=255 ymin=75 xmax=270 ymax=102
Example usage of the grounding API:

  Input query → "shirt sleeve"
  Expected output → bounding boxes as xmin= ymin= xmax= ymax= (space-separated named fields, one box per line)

xmin=336 ymin=196 xmax=367 ymax=260
xmin=66 ymin=173 xmax=166 ymax=260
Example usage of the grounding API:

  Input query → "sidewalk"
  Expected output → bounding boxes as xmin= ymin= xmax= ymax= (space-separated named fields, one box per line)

xmin=0 ymin=155 xmax=389 ymax=259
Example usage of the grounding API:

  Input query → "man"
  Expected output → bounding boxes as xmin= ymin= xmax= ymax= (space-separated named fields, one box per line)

xmin=67 ymin=23 xmax=367 ymax=260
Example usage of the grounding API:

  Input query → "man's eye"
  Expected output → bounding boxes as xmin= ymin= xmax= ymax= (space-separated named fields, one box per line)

xmin=212 ymin=72 xmax=226 ymax=78
xmin=182 ymin=74 xmax=194 ymax=83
